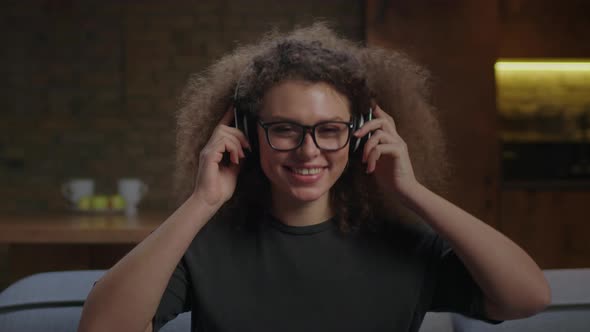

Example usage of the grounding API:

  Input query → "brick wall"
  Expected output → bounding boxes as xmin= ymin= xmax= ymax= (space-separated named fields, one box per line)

xmin=0 ymin=0 xmax=364 ymax=213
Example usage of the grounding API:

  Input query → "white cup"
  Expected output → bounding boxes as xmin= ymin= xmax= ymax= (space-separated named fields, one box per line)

xmin=117 ymin=178 xmax=149 ymax=216
xmin=62 ymin=178 xmax=94 ymax=205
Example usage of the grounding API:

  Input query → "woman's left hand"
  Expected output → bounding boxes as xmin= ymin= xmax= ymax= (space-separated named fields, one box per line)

xmin=353 ymin=104 xmax=419 ymax=195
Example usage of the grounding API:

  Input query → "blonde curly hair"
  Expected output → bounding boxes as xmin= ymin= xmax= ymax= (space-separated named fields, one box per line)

xmin=174 ymin=22 xmax=450 ymax=232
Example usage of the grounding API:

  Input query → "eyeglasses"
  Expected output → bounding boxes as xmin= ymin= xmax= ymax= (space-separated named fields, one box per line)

xmin=258 ymin=119 xmax=354 ymax=152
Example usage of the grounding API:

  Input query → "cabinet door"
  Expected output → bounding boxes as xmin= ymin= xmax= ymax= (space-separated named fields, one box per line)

xmin=501 ymin=189 xmax=590 ymax=268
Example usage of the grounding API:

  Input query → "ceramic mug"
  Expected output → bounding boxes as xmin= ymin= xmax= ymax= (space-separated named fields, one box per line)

xmin=117 ymin=178 xmax=148 ymax=216
xmin=62 ymin=178 xmax=94 ymax=205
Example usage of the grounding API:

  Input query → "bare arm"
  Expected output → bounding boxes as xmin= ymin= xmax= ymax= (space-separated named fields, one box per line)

xmin=357 ymin=105 xmax=550 ymax=320
xmin=399 ymin=183 xmax=551 ymax=320
xmin=78 ymin=194 xmax=218 ymax=332
xmin=78 ymin=110 xmax=249 ymax=332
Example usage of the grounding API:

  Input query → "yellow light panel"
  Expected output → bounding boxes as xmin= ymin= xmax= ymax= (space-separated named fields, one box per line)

xmin=495 ymin=60 xmax=590 ymax=72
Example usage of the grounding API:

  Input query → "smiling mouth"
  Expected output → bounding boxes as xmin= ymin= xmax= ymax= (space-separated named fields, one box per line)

xmin=286 ymin=167 xmax=325 ymax=175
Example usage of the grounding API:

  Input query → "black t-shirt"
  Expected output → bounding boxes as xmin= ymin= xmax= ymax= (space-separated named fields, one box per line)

xmin=153 ymin=214 xmax=497 ymax=332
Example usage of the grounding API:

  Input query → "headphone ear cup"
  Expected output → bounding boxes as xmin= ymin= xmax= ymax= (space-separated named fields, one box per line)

xmin=350 ymin=109 xmax=373 ymax=156
xmin=245 ymin=113 xmax=259 ymax=152
xmin=234 ymin=106 xmax=251 ymax=143
xmin=233 ymin=106 xmax=259 ymax=157
xmin=350 ymin=114 xmax=364 ymax=154
xmin=233 ymin=106 xmax=243 ymax=132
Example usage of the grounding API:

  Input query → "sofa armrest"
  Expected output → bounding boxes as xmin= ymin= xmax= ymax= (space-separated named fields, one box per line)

xmin=0 ymin=270 xmax=106 ymax=332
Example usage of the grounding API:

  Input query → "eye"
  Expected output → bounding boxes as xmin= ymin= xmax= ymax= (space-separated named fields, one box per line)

xmin=317 ymin=123 xmax=347 ymax=135
xmin=318 ymin=126 xmax=341 ymax=133
xmin=269 ymin=123 xmax=300 ymax=136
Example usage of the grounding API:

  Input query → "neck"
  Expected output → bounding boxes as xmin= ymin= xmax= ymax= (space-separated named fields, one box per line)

xmin=270 ymin=191 xmax=333 ymax=227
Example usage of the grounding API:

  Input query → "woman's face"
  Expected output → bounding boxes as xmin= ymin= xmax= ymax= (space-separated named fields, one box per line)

xmin=257 ymin=80 xmax=351 ymax=205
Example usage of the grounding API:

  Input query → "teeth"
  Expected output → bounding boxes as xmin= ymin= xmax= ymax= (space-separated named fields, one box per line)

xmin=291 ymin=167 xmax=322 ymax=175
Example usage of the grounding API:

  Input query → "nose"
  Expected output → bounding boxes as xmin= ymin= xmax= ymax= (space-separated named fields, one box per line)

xmin=296 ymin=131 xmax=320 ymax=159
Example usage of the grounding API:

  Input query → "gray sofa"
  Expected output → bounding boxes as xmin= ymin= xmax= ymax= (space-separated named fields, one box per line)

xmin=452 ymin=269 xmax=590 ymax=331
xmin=0 ymin=269 xmax=588 ymax=331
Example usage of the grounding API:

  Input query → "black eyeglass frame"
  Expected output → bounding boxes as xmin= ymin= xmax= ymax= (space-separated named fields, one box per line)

xmin=257 ymin=119 xmax=354 ymax=152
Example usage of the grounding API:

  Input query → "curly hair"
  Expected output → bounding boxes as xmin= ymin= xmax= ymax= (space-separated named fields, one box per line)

xmin=174 ymin=22 xmax=451 ymax=232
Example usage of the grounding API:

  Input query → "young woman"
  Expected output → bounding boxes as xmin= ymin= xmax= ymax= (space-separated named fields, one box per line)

xmin=78 ymin=23 xmax=550 ymax=332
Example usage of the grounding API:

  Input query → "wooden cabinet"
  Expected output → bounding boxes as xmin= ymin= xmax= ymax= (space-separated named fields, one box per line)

xmin=500 ymin=188 xmax=590 ymax=268
xmin=497 ymin=0 xmax=590 ymax=268
xmin=0 ymin=213 xmax=163 ymax=290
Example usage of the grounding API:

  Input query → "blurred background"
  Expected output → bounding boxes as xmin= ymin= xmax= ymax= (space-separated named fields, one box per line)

xmin=0 ymin=0 xmax=588 ymax=290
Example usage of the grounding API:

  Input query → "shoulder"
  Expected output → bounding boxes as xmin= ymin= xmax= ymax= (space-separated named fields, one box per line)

xmin=183 ymin=211 xmax=258 ymax=259
xmin=367 ymin=216 xmax=446 ymax=259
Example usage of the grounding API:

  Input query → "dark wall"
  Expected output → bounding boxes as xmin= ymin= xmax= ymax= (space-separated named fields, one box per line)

xmin=499 ymin=0 xmax=590 ymax=57
xmin=0 ymin=0 xmax=364 ymax=213
xmin=366 ymin=0 xmax=500 ymax=226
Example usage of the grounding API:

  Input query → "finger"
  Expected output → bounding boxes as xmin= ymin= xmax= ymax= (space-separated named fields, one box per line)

xmin=203 ymin=137 xmax=243 ymax=165
xmin=219 ymin=108 xmax=235 ymax=126
xmin=208 ymin=131 xmax=245 ymax=159
xmin=353 ymin=118 xmax=393 ymax=138
xmin=366 ymin=144 xmax=384 ymax=173
xmin=199 ymin=139 xmax=222 ymax=164
xmin=199 ymin=137 xmax=226 ymax=164
xmin=220 ymin=139 xmax=243 ymax=165
xmin=362 ymin=130 xmax=394 ymax=163
xmin=219 ymin=132 xmax=246 ymax=159
xmin=373 ymin=105 xmax=397 ymax=130
xmin=372 ymin=104 xmax=388 ymax=118
xmin=219 ymin=125 xmax=252 ymax=151
xmin=366 ymin=144 xmax=399 ymax=173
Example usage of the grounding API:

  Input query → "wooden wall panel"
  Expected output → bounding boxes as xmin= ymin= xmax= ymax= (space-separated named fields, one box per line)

xmin=500 ymin=190 xmax=590 ymax=268
xmin=366 ymin=0 xmax=500 ymax=226
xmin=499 ymin=0 xmax=590 ymax=57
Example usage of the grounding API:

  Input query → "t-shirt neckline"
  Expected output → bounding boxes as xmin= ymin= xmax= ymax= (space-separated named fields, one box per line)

xmin=266 ymin=214 xmax=336 ymax=235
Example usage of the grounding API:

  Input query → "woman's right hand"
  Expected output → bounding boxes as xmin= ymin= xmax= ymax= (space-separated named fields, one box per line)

xmin=193 ymin=109 xmax=251 ymax=208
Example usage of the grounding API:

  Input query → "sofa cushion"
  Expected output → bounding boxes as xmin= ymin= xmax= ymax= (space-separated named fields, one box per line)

xmin=0 ymin=270 xmax=105 ymax=312
xmin=544 ymin=268 xmax=590 ymax=307
xmin=0 ymin=307 xmax=83 ymax=332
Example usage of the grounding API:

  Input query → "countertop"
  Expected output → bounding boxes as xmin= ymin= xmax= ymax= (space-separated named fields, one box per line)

xmin=0 ymin=212 xmax=166 ymax=244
